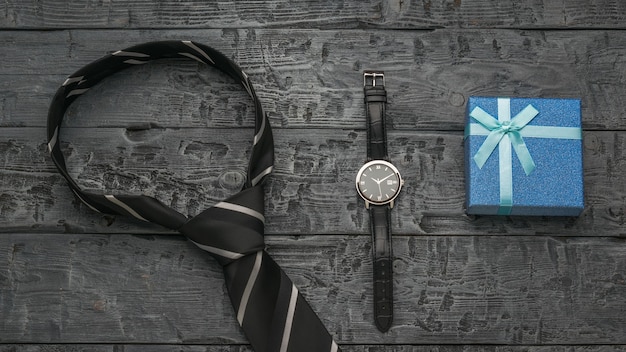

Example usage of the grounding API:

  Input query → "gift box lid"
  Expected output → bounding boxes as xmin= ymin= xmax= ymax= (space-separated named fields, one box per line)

xmin=465 ymin=97 xmax=584 ymax=216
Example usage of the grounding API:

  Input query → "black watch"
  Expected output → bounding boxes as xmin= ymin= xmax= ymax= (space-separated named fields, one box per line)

xmin=355 ymin=71 xmax=403 ymax=332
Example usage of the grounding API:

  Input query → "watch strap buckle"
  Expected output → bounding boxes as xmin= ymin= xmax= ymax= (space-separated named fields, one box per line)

xmin=364 ymin=71 xmax=385 ymax=87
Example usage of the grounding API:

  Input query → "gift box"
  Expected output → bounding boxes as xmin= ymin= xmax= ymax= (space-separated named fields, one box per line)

xmin=464 ymin=97 xmax=584 ymax=216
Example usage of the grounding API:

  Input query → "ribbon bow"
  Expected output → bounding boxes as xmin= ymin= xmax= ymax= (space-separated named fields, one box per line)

xmin=470 ymin=102 xmax=539 ymax=176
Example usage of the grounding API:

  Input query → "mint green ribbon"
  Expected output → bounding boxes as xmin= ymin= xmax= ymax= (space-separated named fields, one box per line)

xmin=470 ymin=103 xmax=539 ymax=176
xmin=465 ymin=98 xmax=582 ymax=215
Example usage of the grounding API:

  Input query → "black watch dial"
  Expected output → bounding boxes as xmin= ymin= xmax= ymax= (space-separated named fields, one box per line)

xmin=356 ymin=160 xmax=403 ymax=205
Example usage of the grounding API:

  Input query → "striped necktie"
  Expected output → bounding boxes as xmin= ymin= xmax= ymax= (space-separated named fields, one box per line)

xmin=47 ymin=40 xmax=340 ymax=352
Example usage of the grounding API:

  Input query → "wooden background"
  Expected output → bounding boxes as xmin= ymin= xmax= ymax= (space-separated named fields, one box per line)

xmin=1 ymin=1 xmax=626 ymax=351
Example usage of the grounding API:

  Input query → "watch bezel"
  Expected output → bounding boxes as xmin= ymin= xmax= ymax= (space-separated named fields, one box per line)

xmin=355 ymin=159 xmax=403 ymax=206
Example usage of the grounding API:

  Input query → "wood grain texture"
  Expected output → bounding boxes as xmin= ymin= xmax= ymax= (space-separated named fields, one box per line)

xmin=2 ymin=1 xmax=626 ymax=350
xmin=2 ymin=346 xmax=626 ymax=352
xmin=2 ymin=127 xmax=625 ymax=236
xmin=1 ymin=0 xmax=626 ymax=29
xmin=2 ymin=29 xmax=626 ymax=130
xmin=1 ymin=233 xmax=626 ymax=344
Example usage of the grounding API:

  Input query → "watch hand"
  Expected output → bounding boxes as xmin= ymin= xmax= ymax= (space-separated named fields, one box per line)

xmin=379 ymin=173 xmax=394 ymax=183
xmin=371 ymin=177 xmax=381 ymax=184
xmin=377 ymin=182 xmax=383 ymax=197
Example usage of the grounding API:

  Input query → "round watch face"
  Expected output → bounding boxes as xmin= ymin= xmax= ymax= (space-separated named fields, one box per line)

xmin=355 ymin=160 xmax=403 ymax=205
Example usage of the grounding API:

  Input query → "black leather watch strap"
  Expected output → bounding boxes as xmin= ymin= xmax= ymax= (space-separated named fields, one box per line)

xmin=369 ymin=205 xmax=393 ymax=332
xmin=363 ymin=71 xmax=394 ymax=332
xmin=364 ymin=72 xmax=388 ymax=160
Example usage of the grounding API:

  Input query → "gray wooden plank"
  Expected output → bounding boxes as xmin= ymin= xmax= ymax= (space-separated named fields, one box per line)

xmin=1 ymin=0 xmax=626 ymax=29
xmin=2 ymin=29 xmax=626 ymax=130
xmin=1 ymin=127 xmax=624 ymax=236
xmin=1 ymin=233 xmax=626 ymax=344
xmin=0 ymin=75 xmax=61 ymax=128
xmin=2 ymin=345 xmax=626 ymax=352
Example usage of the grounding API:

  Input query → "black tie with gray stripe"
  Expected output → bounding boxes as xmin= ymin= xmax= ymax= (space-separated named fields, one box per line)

xmin=47 ymin=40 xmax=340 ymax=352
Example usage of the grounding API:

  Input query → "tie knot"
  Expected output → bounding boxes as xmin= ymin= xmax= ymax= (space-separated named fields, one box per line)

xmin=179 ymin=186 xmax=266 ymax=265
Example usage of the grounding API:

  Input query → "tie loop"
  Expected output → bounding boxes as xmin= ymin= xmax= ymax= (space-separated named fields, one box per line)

xmin=47 ymin=41 xmax=274 ymax=229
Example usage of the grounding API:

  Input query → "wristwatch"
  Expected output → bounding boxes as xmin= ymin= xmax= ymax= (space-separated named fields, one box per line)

xmin=355 ymin=71 xmax=403 ymax=332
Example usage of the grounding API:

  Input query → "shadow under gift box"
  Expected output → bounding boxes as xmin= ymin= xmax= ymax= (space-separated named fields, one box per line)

xmin=464 ymin=97 xmax=584 ymax=216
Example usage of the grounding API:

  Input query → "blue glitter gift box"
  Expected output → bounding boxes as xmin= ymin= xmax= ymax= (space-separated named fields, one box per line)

xmin=464 ymin=97 xmax=584 ymax=216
